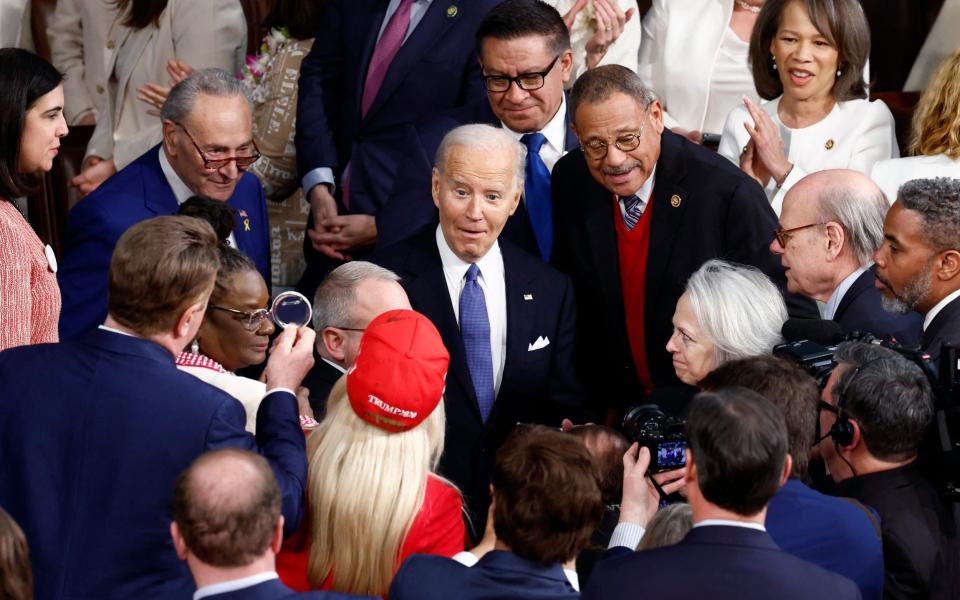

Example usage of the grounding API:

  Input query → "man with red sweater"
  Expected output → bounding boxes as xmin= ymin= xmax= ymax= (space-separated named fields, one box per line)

xmin=552 ymin=65 xmax=809 ymax=420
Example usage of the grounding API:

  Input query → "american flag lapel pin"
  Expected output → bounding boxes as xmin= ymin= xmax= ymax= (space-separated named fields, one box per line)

xmin=238 ymin=209 xmax=251 ymax=232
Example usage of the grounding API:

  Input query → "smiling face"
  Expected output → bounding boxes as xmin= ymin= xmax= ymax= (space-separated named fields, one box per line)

xmin=17 ymin=84 xmax=68 ymax=174
xmin=433 ymin=143 xmax=522 ymax=263
xmin=770 ymin=188 xmax=833 ymax=300
xmin=199 ymin=269 xmax=275 ymax=371
xmin=873 ymin=202 xmax=938 ymax=315
xmin=770 ymin=0 xmax=840 ymax=103
xmin=665 ymin=292 xmax=717 ymax=386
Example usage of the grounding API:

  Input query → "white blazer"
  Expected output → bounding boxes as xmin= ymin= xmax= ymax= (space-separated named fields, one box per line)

xmin=86 ymin=0 xmax=246 ymax=169
xmin=718 ymin=97 xmax=898 ymax=215
xmin=637 ymin=0 xmax=760 ymax=133
xmin=0 ymin=0 xmax=28 ymax=47
xmin=870 ymin=154 xmax=960 ymax=204
xmin=904 ymin=0 xmax=960 ymax=91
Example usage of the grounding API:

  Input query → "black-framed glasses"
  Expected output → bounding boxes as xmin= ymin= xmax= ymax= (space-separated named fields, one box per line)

xmin=582 ymin=123 xmax=646 ymax=160
xmin=209 ymin=305 xmax=270 ymax=331
xmin=174 ymin=122 xmax=261 ymax=171
xmin=481 ymin=54 xmax=561 ymax=93
xmin=328 ymin=325 xmax=366 ymax=333
xmin=774 ymin=223 xmax=822 ymax=248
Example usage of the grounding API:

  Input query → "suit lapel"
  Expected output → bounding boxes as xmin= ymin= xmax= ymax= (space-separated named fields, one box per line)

xmin=645 ymin=131 xmax=689 ymax=313
xmin=584 ymin=182 xmax=624 ymax=320
xmin=142 ymin=148 xmax=179 ymax=216
xmin=563 ymin=94 xmax=579 ymax=152
xmin=355 ymin=1 xmax=390 ymax=119
xmin=497 ymin=244 xmax=531 ymax=406
xmin=834 ymin=269 xmax=871 ymax=321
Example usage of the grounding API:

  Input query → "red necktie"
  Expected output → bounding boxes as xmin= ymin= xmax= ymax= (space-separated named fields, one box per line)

xmin=361 ymin=0 xmax=414 ymax=117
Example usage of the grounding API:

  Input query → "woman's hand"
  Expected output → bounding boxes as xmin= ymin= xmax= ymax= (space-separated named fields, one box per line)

xmin=741 ymin=97 xmax=792 ymax=187
xmin=70 ymin=157 xmax=116 ymax=197
xmin=585 ymin=0 xmax=635 ymax=69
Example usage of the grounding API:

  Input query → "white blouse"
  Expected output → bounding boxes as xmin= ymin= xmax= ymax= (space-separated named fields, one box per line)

xmin=870 ymin=154 xmax=960 ymax=204
xmin=703 ymin=27 xmax=753 ymax=135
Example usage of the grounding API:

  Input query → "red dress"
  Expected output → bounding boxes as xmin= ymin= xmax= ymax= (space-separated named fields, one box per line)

xmin=277 ymin=475 xmax=466 ymax=592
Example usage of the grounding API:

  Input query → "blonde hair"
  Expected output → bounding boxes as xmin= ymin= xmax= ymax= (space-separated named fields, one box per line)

xmin=909 ymin=48 xmax=960 ymax=159
xmin=305 ymin=377 xmax=449 ymax=595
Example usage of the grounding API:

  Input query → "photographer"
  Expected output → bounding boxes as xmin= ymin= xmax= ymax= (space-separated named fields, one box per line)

xmin=818 ymin=342 xmax=960 ymax=599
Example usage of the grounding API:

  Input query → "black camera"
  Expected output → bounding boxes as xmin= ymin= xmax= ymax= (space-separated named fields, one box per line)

xmin=622 ymin=404 xmax=687 ymax=472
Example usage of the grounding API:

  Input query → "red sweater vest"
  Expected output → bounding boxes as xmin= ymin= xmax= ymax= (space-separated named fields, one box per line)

xmin=613 ymin=193 xmax=654 ymax=394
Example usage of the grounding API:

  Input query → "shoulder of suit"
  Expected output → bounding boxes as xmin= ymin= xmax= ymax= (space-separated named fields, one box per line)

xmin=501 ymin=241 xmax=567 ymax=282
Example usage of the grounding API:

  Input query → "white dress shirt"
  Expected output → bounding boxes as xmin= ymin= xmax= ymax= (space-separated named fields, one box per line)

xmin=616 ymin=166 xmax=657 ymax=221
xmin=693 ymin=518 xmax=766 ymax=531
xmin=702 ymin=27 xmax=752 ymax=135
xmin=821 ymin=266 xmax=868 ymax=320
xmin=436 ymin=226 xmax=507 ymax=395
xmin=159 ymin=147 xmax=237 ymax=248
xmin=501 ymin=95 xmax=569 ymax=174
xmin=194 ymin=572 xmax=279 ymax=600
xmin=924 ymin=288 xmax=960 ymax=332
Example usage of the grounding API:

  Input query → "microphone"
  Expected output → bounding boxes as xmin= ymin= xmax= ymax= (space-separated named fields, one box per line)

xmin=781 ymin=318 xmax=844 ymax=345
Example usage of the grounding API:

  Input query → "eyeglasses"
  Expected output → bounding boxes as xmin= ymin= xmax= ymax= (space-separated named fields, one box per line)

xmin=174 ymin=122 xmax=261 ymax=171
xmin=582 ymin=124 xmax=646 ymax=160
xmin=774 ymin=223 xmax=822 ymax=248
xmin=328 ymin=325 xmax=365 ymax=333
xmin=209 ymin=305 xmax=270 ymax=331
xmin=481 ymin=54 xmax=561 ymax=93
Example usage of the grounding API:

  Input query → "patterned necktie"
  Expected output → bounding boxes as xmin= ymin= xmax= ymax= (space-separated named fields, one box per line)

xmin=361 ymin=0 xmax=414 ymax=117
xmin=459 ymin=264 xmax=495 ymax=422
xmin=622 ymin=194 xmax=644 ymax=231
xmin=520 ymin=133 xmax=553 ymax=261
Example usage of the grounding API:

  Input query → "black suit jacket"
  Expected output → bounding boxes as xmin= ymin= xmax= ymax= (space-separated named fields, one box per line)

xmin=922 ymin=294 xmax=960 ymax=363
xmin=300 ymin=351 xmax=345 ymax=420
xmin=834 ymin=268 xmax=923 ymax=347
xmin=552 ymin=130 xmax=814 ymax=412
xmin=376 ymin=99 xmax=580 ymax=253
xmin=372 ymin=228 xmax=584 ymax=530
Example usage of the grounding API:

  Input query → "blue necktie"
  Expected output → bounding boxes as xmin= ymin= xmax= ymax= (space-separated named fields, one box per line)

xmin=520 ymin=133 xmax=553 ymax=261
xmin=622 ymin=194 xmax=643 ymax=231
xmin=459 ymin=264 xmax=495 ymax=422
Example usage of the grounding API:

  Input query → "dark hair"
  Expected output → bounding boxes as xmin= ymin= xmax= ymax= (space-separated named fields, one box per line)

xmin=750 ymin=0 xmax=869 ymax=101
xmin=0 ymin=507 xmax=31 ymax=600
xmin=0 ymin=48 xmax=63 ymax=200
xmin=567 ymin=425 xmax=628 ymax=505
xmin=114 ymin=0 xmax=169 ymax=29
xmin=211 ymin=245 xmax=259 ymax=306
xmin=897 ymin=177 xmax=960 ymax=254
xmin=831 ymin=342 xmax=934 ymax=460
xmin=475 ymin=0 xmax=571 ymax=60
xmin=700 ymin=356 xmax=819 ymax=477
xmin=172 ymin=448 xmax=281 ymax=567
xmin=492 ymin=428 xmax=604 ymax=564
xmin=262 ymin=0 xmax=325 ymax=41
xmin=570 ymin=65 xmax=656 ymax=121
xmin=177 ymin=196 xmax=236 ymax=243
xmin=686 ymin=388 xmax=789 ymax=516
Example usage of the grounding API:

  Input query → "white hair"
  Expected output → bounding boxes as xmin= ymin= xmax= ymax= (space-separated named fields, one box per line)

xmin=312 ymin=261 xmax=402 ymax=331
xmin=816 ymin=184 xmax=888 ymax=266
xmin=434 ymin=123 xmax=527 ymax=189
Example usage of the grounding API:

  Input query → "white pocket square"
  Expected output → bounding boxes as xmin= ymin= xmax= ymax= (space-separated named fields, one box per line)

xmin=527 ymin=336 xmax=550 ymax=351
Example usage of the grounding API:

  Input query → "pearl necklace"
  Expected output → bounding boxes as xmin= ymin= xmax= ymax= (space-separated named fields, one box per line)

xmin=734 ymin=0 xmax=762 ymax=13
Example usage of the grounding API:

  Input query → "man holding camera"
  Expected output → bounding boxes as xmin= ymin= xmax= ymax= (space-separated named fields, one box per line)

xmin=818 ymin=342 xmax=960 ymax=599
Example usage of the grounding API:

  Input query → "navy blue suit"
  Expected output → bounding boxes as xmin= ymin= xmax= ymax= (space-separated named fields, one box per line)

xmin=833 ymin=268 xmax=922 ymax=347
xmin=372 ymin=228 xmax=585 ymax=533
xmin=376 ymin=100 xmax=579 ymax=253
xmin=390 ymin=551 xmax=579 ymax=600
xmin=0 ymin=329 xmax=306 ymax=600
xmin=922 ymin=295 xmax=960 ymax=363
xmin=583 ymin=526 xmax=862 ymax=600
xmin=200 ymin=578 xmax=370 ymax=600
xmin=767 ymin=478 xmax=884 ymax=600
xmin=57 ymin=146 xmax=270 ymax=340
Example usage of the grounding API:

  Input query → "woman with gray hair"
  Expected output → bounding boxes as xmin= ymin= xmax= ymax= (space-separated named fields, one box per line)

xmin=666 ymin=259 xmax=787 ymax=386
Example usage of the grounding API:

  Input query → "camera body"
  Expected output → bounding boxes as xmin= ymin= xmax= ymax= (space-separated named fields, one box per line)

xmin=622 ymin=404 xmax=687 ymax=472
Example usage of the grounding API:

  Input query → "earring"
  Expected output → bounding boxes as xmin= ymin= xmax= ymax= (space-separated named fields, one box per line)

xmin=836 ymin=69 xmax=842 ymax=77
xmin=771 ymin=55 xmax=777 ymax=70
xmin=191 ymin=339 xmax=200 ymax=354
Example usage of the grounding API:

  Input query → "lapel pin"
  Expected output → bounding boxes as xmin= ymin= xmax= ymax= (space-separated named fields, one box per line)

xmin=670 ymin=194 xmax=682 ymax=208
xmin=446 ymin=5 xmax=458 ymax=17
xmin=523 ymin=293 xmax=533 ymax=301
xmin=825 ymin=138 xmax=835 ymax=150
xmin=243 ymin=218 xmax=251 ymax=232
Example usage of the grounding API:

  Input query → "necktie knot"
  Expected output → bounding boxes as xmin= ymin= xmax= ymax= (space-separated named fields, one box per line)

xmin=521 ymin=132 xmax=547 ymax=154
xmin=466 ymin=263 xmax=481 ymax=283
xmin=623 ymin=194 xmax=641 ymax=212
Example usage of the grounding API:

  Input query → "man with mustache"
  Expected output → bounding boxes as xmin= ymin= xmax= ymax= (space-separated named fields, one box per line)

xmin=552 ymin=65 xmax=811 ymax=420
xmin=873 ymin=177 xmax=960 ymax=363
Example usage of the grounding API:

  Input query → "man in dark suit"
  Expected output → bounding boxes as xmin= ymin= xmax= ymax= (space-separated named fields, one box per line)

xmin=701 ymin=356 xmax=884 ymax=600
xmin=583 ymin=388 xmax=862 ymax=600
xmin=390 ymin=427 xmax=602 ymax=599
xmin=304 ymin=261 xmax=411 ymax=418
xmin=873 ymin=178 xmax=960 ymax=362
xmin=817 ymin=342 xmax=960 ymax=599
xmin=0 ymin=216 xmax=314 ymax=600
xmin=377 ymin=0 xmax=578 ymax=256
xmin=58 ymin=69 xmax=270 ymax=341
xmin=171 ymin=449 xmax=370 ymax=600
xmin=373 ymin=124 xmax=584 ymax=532
xmin=771 ymin=170 xmax=922 ymax=346
xmin=295 ymin=0 xmax=501 ymax=296
xmin=552 ymin=65 xmax=812 ymax=419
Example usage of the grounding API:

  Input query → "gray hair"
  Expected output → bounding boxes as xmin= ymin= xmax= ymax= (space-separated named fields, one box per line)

xmin=569 ymin=65 xmax=657 ymax=119
xmin=685 ymin=260 xmax=788 ymax=366
xmin=636 ymin=503 xmax=693 ymax=551
xmin=832 ymin=342 xmax=934 ymax=460
xmin=815 ymin=183 xmax=888 ymax=266
xmin=160 ymin=68 xmax=252 ymax=124
xmin=312 ymin=261 xmax=401 ymax=330
xmin=434 ymin=124 xmax=526 ymax=189
xmin=897 ymin=177 xmax=960 ymax=253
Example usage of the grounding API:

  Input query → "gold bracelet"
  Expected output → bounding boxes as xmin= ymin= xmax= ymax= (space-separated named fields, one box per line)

xmin=775 ymin=164 xmax=794 ymax=189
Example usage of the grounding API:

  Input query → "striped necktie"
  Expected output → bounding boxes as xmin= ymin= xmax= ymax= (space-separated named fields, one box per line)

xmin=622 ymin=194 xmax=644 ymax=231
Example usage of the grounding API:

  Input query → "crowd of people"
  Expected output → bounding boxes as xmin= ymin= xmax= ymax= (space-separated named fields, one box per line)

xmin=1 ymin=0 xmax=959 ymax=598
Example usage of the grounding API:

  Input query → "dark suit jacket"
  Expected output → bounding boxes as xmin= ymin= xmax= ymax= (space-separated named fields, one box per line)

xmin=582 ymin=526 xmax=862 ymax=600
xmin=834 ymin=268 xmax=922 ymax=347
xmin=552 ymin=130 xmax=814 ymax=412
xmin=767 ymin=478 xmax=884 ymax=600
xmin=202 ymin=578 xmax=370 ymax=600
xmin=0 ymin=329 xmax=306 ymax=600
xmin=57 ymin=146 xmax=270 ymax=341
xmin=376 ymin=99 xmax=580 ymax=253
xmin=390 ymin=551 xmax=579 ymax=600
xmin=922 ymin=294 xmax=960 ymax=363
xmin=372 ymin=228 xmax=584 ymax=529
xmin=838 ymin=463 xmax=960 ymax=599
xmin=300 ymin=351 xmax=345 ymax=420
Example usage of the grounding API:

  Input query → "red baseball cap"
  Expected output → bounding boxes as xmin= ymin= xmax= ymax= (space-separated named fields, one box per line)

xmin=346 ymin=309 xmax=450 ymax=432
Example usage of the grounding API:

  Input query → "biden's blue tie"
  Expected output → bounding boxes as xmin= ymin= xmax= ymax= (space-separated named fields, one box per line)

xmin=521 ymin=133 xmax=553 ymax=261
xmin=459 ymin=263 xmax=495 ymax=422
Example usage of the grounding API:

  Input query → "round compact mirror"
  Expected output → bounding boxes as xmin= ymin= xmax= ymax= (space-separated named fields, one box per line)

xmin=271 ymin=291 xmax=313 ymax=329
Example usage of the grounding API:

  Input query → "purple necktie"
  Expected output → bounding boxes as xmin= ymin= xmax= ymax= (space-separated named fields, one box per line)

xmin=361 ymin=0 xmax=414 ymax=118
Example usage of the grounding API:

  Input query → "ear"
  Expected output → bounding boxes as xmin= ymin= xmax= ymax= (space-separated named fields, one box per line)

xmin=559 ymin=49 xmax=574 ymax=84
xmin=648 ymin=99 xmax=665 ymax=135
xmin=823 ymin=222 xmax=845 ymax=260
xmin=170 ymin=522 xmax=189 ymax=560
xmin=176 ymin=300 xmax=207 ymax=340
xmin=507 ymin=185 xmax=522 ymax=217
xmin=683 ymin=448 xmax=696 ymax=484
xmin=780 ymin=455 xmax=793 ymax=486
xmin=162 ymin=120 xmax=179 ymax=157
xmin=936 ymin=250 xmax=960 ymax=283
xmin=432 ymin=168 xmax=442 ymax=210
xmin=322 ymin=327 xmax=347 ymax=362
xmin=269 ymin=516 xmax=285 ymax=555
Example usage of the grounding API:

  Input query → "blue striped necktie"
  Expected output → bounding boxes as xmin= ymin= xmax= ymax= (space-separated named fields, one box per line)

xmin=459 ymin=264 xmax=495 ymax=421
xmin=622 ymin=194 xmax=644 ymax=231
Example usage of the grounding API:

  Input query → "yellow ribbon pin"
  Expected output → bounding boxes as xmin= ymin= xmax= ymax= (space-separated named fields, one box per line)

xmin=243 ymin=218 xmax=251 ymax=232
xmin=446 ymin=5 xmax=458 ymax=17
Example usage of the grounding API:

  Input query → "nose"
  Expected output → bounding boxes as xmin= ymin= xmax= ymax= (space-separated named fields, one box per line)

xmin=504 ymin=79 xmax=528 ymax=104
xmin=258 ymin=314 xmax=275 ymax=337
xmin=218 ymin=159 xmax=240 ymax=181
xmin=465 ymin=194 xmax=484 ymax=220
xmin=56 ymin=114 xmax=69 ymax=138
xmin=604 ymin=143 xmax=628 ymax=167
xmin=665 ymin=331 xmax=679 ymax=353
xmin=873 ymin=244 xmax=887 ymax=268
xmin=769 ymin=236 xmax=784 ymax=256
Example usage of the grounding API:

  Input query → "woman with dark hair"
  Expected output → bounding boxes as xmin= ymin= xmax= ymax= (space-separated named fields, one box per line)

xmin=0 ymin=49 xmax=68 ymax=351
xmin=717 ymin=0 xmax=897 ymax=215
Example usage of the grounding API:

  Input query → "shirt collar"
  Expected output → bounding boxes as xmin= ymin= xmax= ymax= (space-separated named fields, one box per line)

xmin=159 ymin=146 xmax=195 ymax=205
xmin=435 ymin=224 xmax=503 ymax=283
xmin=500 ymin=95 xmax=568 ymax=157
xmin=194 ymin=572 xmax=279 ymax=600
xmin=98 ymin=324 xmax=136 ymax=337
xmin=693 ymin=519 xmax=766 ymax=532
xmin=321 ymin=357 xmax=347 ymax=374
xmin=924 ymin=288 xmax=960 ymax=331
xmin=621 ymin=164 xmax=656 ymax=204
xmin=822 ymin=266 xmax=868 ymax=320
